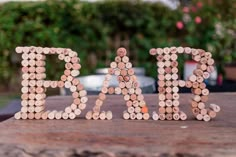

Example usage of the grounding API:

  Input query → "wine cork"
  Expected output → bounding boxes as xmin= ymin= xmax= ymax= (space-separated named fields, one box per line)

xmin=28 ymin=100 xmax=35 ymax=106
xmin=173 ymin=113 xmax=180 ymax=120
xmin=126 ymin=101 xmax=132 ymax=107
xmin=196 ymin=76 xmax=204 ymax=83
xmin=166 ymin=113 xmax=173 ymax=120
xmin=55 ymin=111 xmax=63 ymax=120
xmin=163 ymin=47 xmax=170 ymax=54
xmin=194 ymin=69 xmax=204 ymax=76
xmin=193 ymin=88 xmax=202 ymax=95
xmin=172 ymin=66 xmax=179 ymax=74
xmin=199 ymin=82 xmax=206 ymax=89
xmin=158 ymin=68 xmax=165 ymax=74
xmin=62 ymin=112 xmax=69 ymax=120
xmin=117 ymin=47 xmax=127 ymax=57
xmin=203 ymin=114 xmax=211 ymax=122
xmin=48 ymin=110 xmax=57 ymax=119
xmin=193 ymin=95 xmax=201 ymax=102
xmin=158 ymin=107 xmax=166 ymax=114
xmin=173 ymin=106 xmax=180 ymax=113
xmin=21 ymin=106 xmax=28 ymax=113
xmin=99 ymin=111 xmax=106 ymax=120
xmin=166 ymin=106 xmax=173 ymax=113
xmin=159 ymin=114 xmax=166 ymax=120
xmin=170 ymin=54 xmax=178 ymax=61
xmin=20 ymin=112 xmax=27 ymax=120
xmin=42 ymin=111 xmax=50 ymax=120
xmin=207 ymin=58 xmax=214 ymax=65
xmin=189 ymin=75 xmax=197 ymax=82
xmin=203 ymin=72 xmax=210 ymax=79
xmin=196 ymin=114 xmax=203 ymax=120
xmin=79 ymin=103 xmax=86 ymax=110
xmin=81 ymin=97 xmax=88 ymax=104
xmin=184 ymin=47 xmax=192 ymax=54
xmin=115 ymin=56 xmax=122 ymax=62
xmin=149 ymin=48 xmax=157 ymax=55
xmin=16 ymin=47 xmax=23 ymax=53
xmin=115 ymin=87 xmax=121 ymax=94
xmin=143 ymin=113 xmax=150 ymax=120
xmin=172 ymin=80 xmax=179 ymax=87
xmin=27 ymin=113 xmax=35 ymax=120
xmin=21 ymin=100 xmax=28 ymax=107
xmin=170 ymin=47 xmax=177 ymax=53
xmin=191 ymin=101 xmax=198 ymax=108
xmin=164 ymin=61 xmax=171 ymax=67
xmin=172 ymin=86 xmax=179 ymax=93
xmin=73 ymin=63 xmax=81 ymax=70
xmin=127 ymin=69 xmax=134 ymax=75
xmin=136 ymin=113 xmax=143 ymax=120
xmin=122 ymin=56 xmax=129 ymax=63
xmin=118 ymin=62 xmax=125 ymax=69
xmin=34 ymin=112 xmax=42 ymax=120
xmin=123 ymin=111 xmax=130 ymax=120
xmin=171 ymin=74 xmax=178 ymax=80
xmin=106 ymin=111 xmax=113 ymax=120
xmin=210 ymin=104 xmax=220 ymax=112
xmin=157 ymin=48 xmax=164 ymax=54
xmin=180 ymin=112 xmax=187 ymax=120
xmin=141 ymin=106 xmax=148 ymax=114
xmin=201 ymin=95 xmax=208 ymax=102
xmin=208 ymin=110 xmax=216 ymax=118
xmin=85 ymin=111 xmax=93 ymax=120
xmin=14 ymin=112 xmax=22 ymax=120
xmin=191 ymin=49 xmax=199 ymax=55
xmin=134 ymin=107 xmax=141 ymax=113
xmin=197 ymin=102 xmax=205 ymax=109
xmin=177 ymin=47 xmax=184 ymax=53
xmin=125 ymin=62 xmax=132 ymax=69
xmin=64 ymin=56 xmax=71 ymax=63
xmin=165 ymin=100 xmax=173 ymax=107
xmin=157 ymin=55 xmax=164 ymax=62
xmin=202 ymin=89 xmax=209 ymax=96
xmin=152 ymin=111 xmax=159 ymax=120
xmin=192 ymin=108 xmax=200 ymax=115
xmin=172 ymin=93 xmax=179 ymax=100
xmin=130 ymin=113 xmax=136 ymax=120
xmin=128 ymin=106 xmax=135 ymax=114
xmin=74 ymin=109 xmax=81 ymax=116
xmin=70 ymin=103 xmax=77 ymax=111
xmin=165 ymin=87 xmax=172 ymax=93
xmin=157 ymin=62 xmax=165 ymax=68
xmin=200 ymin=109 xmax=207 ymax=115
xmin=192 ymin=82 xmax=199 ymax=89
xmin=69 ymin=112 xmax=76 ymax=119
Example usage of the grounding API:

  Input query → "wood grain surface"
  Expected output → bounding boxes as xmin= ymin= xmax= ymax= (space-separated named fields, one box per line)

xmin=0 ymin=93 xmax=235 ymax=157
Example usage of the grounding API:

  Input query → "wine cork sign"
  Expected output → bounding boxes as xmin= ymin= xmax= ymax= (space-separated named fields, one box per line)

xmin=149 ymin=47 xmax=220 ymax=121
xmin=14 ymin=46 xmax=220 ymax=122
xmin=86 ymin=48 xmax=150 ymax=120
xmin=14 ymin=46 xmax=87 ymax=120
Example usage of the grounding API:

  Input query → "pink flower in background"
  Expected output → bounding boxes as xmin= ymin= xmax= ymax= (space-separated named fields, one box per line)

xmin=182 ymin=7 xmax=189 ymax=13
xmin=197 ymin=2 xmax=203 ymax=8
xmin=176 ymin=21 xmax=184 ymax=30
xmin=195 ymin=16 xmax=202 ymax=24
xmin=191 ymin=6 xmax=197 ymax=12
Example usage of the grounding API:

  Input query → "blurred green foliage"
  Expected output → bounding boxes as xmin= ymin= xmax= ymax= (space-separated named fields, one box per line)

xmin=0 ymin=0 xmax=235 ymax=89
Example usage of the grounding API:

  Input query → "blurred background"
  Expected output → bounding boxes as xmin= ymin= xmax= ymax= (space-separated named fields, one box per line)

xmin=0 ymin=0 xmax=235 ymax=114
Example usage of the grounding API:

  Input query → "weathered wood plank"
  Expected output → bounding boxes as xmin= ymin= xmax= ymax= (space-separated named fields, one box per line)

xmin=0 ymin=93 xmax=235 ymax=157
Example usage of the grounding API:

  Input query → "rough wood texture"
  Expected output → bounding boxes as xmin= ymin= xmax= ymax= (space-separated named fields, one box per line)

xmin=0 ymin=93 xmax=236 ymax=157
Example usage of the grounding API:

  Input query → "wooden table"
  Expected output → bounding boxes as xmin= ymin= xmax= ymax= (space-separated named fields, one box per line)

xmin=0 ymin=93 xmax=235 ymax=157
